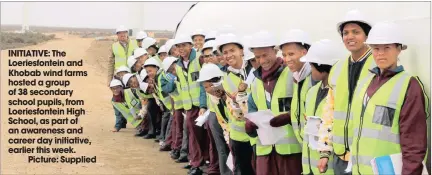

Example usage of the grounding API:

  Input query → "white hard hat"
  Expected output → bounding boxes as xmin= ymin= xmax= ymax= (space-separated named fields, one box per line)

xmin=337 ymin=9 xmax=372 ymax=34
xmin=142 ymin=37 xmax=157 ymax=50
xmin=173 ymin=34 xmax=193 ymax=46
xmin=249 ymin=30 xmax=277 ymax=52
xmin=165 ymin=39 xmax=176 ymax=53
xmin=136 ymin=31 xmax=148 ymax=40
xmin=216 ymin=33 xmax=243 ymax=52
xmin=138 ymin=70 xmax=148 ymax=82
xmin=114 ymin=65 xmax=131 ymax=74
xmin=241 ymin=35 xmax=254 ymax=61
xmin=277 ymin=29 xmax=312 ymax=50
xmin=144 ymin=57 xmax=161 ymax=68
xmin=202 ymin=40 xmax=216 ymax=52
xmin=127 ymin=56 xmax=138 ymax=69
xmin=122 ymin=73 xmax=134 ymax=87
xmin=205 ymin=30 xmax=217 ymax=40
xmin=197 ymin=63 xmax=224 ymax=82
xmin=364 ymin=21 xmax=407 ymax=50
xmin=158 ymin=45 xmax=167 ymax=54
xmin=109 ymin=79 xmax=123 ymax=87
xmin=133 ymin=48 xmax=148 ymax=59
xmin=300 ymin=39 xmax=343 ymax=66
xmin=116 ymin=25 xmax=128 ymax=33
xmin=191 ymin=29 xmax=206 ymax=39
xmin=139 ymin=81 xmax=149 ymax=92
xmin=162 ymin=56 xmax=179 ymax=72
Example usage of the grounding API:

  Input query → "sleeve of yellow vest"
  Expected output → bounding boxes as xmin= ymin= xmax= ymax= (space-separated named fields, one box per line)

xmin=318 ymin=88 xmax=335 ymax=153
xmin=199 ymin=83 xmax=207 ymax=109
xmin=107 ymin=48 xmax=115 ymax=86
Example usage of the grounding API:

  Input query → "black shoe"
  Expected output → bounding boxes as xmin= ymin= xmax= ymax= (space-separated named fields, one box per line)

xmin=159 ymin=144 xmax=171 ymax=151
xmin=121 ymin=124 xmax=127 ymax=128
xmin=154 ymin=137 xmax=160 ymax=143
xmin=183 ymin=164 xmax=192 ymax=169
xmin=188 ymin=167 xmax=203 ymax=175
xmin=170 ymin=150 xmax=180 ymax=160
xmin=143 ymin=134 xmax=156 ymax=139
xmin=175 ymin=156 xmax=188 ymax=163
xmin=134 ymin=130 xmax=147 ymax=137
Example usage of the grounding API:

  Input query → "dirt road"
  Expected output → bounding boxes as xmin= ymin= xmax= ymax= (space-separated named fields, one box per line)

xmin=1 ymin=33 xmax=188 ymax=174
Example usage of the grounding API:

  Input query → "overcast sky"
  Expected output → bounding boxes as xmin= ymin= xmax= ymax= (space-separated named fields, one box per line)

xmin=1 ymin=2 xmax=197 ymax=30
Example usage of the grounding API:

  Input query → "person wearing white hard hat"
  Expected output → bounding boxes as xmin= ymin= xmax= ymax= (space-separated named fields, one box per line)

xmin=109 ymin=79 xmax=128 ymax=132
xmin=246 ymin=30 xmax=301 ymax=175
xmin=216 ymin=33 xmax=254 ymax=175
xmin=142 ymin=37 xmax=159 ymax=57
xmin=322 ymin=10 xmax=375 ymax=175
xmin=343 ymin=22 xmax=428 ymax=175
xmin=160 ymin=56 xmax=189 ymax=163
xmin=107 ymin=25 xmax=138 ymax=87
xmin=165 ymin=39 xmax=181 ymax=58
xmin=114 ymin=66 xmax=131 ymax=84
xmin=158 ymin=45 xmax=168 ymax=61
xmin=128 ymin=48 xmax=148 ymax=74
xmin=201 ymin=40 xmax=219 ymax=65
xmin=191 ymin=29 xmax=206 ymax=52
xmin=295 ymin=39 xmax=342 ymax=175
xmin=173 ymin=34 xmax=208 ymax=174
xmin=136 ymin=31 xmax=148 ymax=48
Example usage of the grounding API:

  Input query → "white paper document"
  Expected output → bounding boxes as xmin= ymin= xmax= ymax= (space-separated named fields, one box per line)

xmin=226 ymin=152 xmax=234 ymax=172
xmin=195 ymin=109 xmax=210 ymax=127
xmin=304 ymin=116 xmax=322 ymax=136
xmin=245 ymin=110 xmax=286 ymax=145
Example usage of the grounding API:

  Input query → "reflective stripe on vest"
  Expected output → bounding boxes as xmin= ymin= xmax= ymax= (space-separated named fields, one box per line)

xmin=291 ymin=74 xmax=313 ymax=145
xmin=251 ymin=67 xmax=301 ymax=156
xmin=302 ymin=81 xmax=334 ymax=175
xmin=351 ymin=72 xmax=413 ymax=175
xmin=223 ymin=72 xmax=250 ymax=142
xmin=112 ymin=40 xmax=138 ymax=69
xmin=157 ymin=72 xmax=172 ymax=110
xmin=176 ymin=57 xmax=201 ymax=110
xmin=111 ymin=101 xmax=142 ymax=128
xmin=328 ymin=51 xmax=375 ymax=156
xmin=123 ymin=88 xmax=141 ymax=119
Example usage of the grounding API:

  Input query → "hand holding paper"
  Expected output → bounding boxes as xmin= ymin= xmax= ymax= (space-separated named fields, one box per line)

xmin=245 ymin=110 xmax=286 ymax=145
xmin=195 ymin=109 xmax=210 ymax=127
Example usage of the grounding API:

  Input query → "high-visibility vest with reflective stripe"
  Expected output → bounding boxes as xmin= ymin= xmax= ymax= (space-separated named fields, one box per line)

xmin=251 ymin=67 xmax=301 ymax=156
xmin=291 ymin=74 xmax=312 ymax=145
xmin=176 ymin=58 xmax=201 ymax=110
xmin=123 ymin=88 xmax=142 ymax=120
xmin=170 ymin=79 xmax=184 ymax=110
xmin=222 ymin=72 xmax=250 ymax=142
xmin=112 ymin=40 xmax=138 ymax=69
xmin=136 ymin=88 xmax=154 ymax=99
xmin=350 ymin=72 xmax=427 ymax=174
xmin=328 ymin=53 xmax=375 ymax=157
xmin=208 ymin=96 xmax=231 ymax=134
xmin=111 ymin=101 xmax=142 ymax=128
xmin=302 ymin=81 xmax=334 ymax=175
xmin=157 ymin=72 xmax=172 ymax=110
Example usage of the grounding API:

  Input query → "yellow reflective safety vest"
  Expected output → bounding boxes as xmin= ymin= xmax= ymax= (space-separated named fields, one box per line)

xmin=302 ymin=81 xmax=334 ymax=175
xmin=222 ymin=71 xmax=250 ymax=142
xmin=175 ymin=53 xmax=201 ymax=110
xmin=111 ymin=100 xmax=142 ymax=128
xmin=123 ymin=88 xmax=143 ymax=125
xmin=208 ymin=96 xmax=231 ymax=134
xmin=157 ymin=72 xmax=172 ymax=110
xmin=251 ymin=67 xmax=301 ymax=156
xmin=291 ymin=74 xmax=313 ymax=145
xmin=350 ymin=71 xmax=428 ymax=174
xmin=328 ymin=51 xmax=375 ymax=158
xmin=112 ymin=39 xmax=138 ymax=69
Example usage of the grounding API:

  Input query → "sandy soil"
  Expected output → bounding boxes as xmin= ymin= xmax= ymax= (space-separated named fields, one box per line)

xmin=1 ymin=33 xmax=188 ymax=174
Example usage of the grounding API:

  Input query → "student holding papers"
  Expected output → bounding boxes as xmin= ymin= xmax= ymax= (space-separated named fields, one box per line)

xmin=348 ymin=22 xmax=429 ymax=175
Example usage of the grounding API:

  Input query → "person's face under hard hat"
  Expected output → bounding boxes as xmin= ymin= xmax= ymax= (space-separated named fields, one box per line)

xmin=169 ymin=46 xmax=180 ymax=57
xmin=145 ymin=65 xmax=159 ymax=79
xmin=137 ymin=39 xmax=143 ymax=48
xmin=159 ymin=52 xmax=168 ymax=61
xmin=214 ymin=51 xmax=226 ymax=66
xmin=110 ymin=85 xmax=123 ymax=96
xmin=203 ymin=79 xmax=224 ymax=98
xmin=167 ymin=63 xmax=177 ymax=76
xmin=249 ymin=58 xmax=260 ymax=69
xmin=128 ymin=76 xmax=140 ymax=89
xmin=117 ymin=31 xmax=128 ymax=42
xmin=252 ymin=47 xmax=278 ymax=71
xmin=202 ymin=48 xmax=213 ymax=64
xmin=139 ymin=54 xmax=149 ymax=65
xmin=115 ymin=71 xmax=128 ymax=80
xmin=133 ymin=61 xmax=144 ymax=73
xmin=281 ymin=43 xmax=307 ymax=72
xmin=176 ymin=43 xmax=193 ymax=59
xmin=370 ymin=44 xmax=401 ymax=71
xmin=147 ymin=46 xmax=157 ymax=56
xmin=310 ymin=63 xmax=327 ymax=82
xmin=222 ymin=43 xmax=244 ymax=69
xmin=342 ymin=23 xmax=368 ymax=53
xmin=193 ymin=35 xmax=205 ymax=49
xmin=206 ymin=50 xmax=219 ymax=65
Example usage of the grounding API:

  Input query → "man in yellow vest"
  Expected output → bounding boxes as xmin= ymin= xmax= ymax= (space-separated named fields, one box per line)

xmin=172 ymin=34 xmax=208 ymax=175
xmin=216 ymin=33 xmax=254 ymax=175
xmin=245 ymin=31 xmax=302 ymax=175
xmin=317 ymin=10 xmax=374 ymax=175
xmin=107 ymin=25 xmax=138 ymax=86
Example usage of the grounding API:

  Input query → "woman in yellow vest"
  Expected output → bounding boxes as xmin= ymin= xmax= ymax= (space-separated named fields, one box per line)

xmin=299 ymin=39 xmax=344 ymax=175
xmin=347 ymin=22 xmax=429 ymax=175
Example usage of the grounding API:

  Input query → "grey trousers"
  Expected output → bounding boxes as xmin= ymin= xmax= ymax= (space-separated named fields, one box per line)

xmin=159 ymin=110 xmax=171 ymax=141
xmin=208 ymin=112 xmax=232 ymax=175
xmin=164 ymin=114 xmax=174 ymax=141
xmin=179 ymin=112 xmax=189 ymax=158
xmin=333 ymin=154 xmax=352 ymax=175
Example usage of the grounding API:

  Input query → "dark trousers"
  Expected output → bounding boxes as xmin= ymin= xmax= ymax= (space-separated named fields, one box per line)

xmin=172 ymin=109 xmax=185 ymax=150
xmin=164 ymin=114 xmax=174 ymax=146
xmin=208 ymin=112 xmax=232 ymax=175
xmin=147 ymin=98 xmax=161 ymax=135
xmin=159 ymin=109 xmax=171 ymax=141
xmin=256 ymin=150 xmax=302 ymax=175
xmin=230 ymin=139 xmax=254 ymax=175
xmin=186 ymin=106 xmax=207 ymax=168
xmin=333 ymin=154 xmax=352 ymax=175
xmin=113 ymin=106 xmax=127 ymax=130
xmin=205 ymin=119 xmax=219 ymax=174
